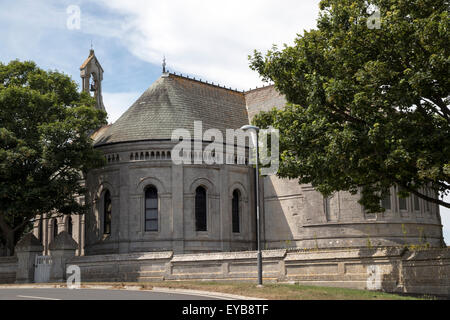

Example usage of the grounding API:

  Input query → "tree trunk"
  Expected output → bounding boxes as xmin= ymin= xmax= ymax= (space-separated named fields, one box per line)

xmin=5 ymin=231 xmax=14 ymax=256
xmin=0 ymin=215 xmax=15 ymax=256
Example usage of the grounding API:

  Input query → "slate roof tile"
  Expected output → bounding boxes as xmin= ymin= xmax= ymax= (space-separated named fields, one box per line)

xmin=94 ymin=73 xmax=249 ymax=146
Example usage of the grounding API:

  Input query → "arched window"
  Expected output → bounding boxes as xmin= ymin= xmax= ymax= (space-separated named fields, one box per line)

xmin=324 ymin=195 xmax=338 ymax=222
xmin=67 ymin=216 xmax=73 ymax=236
xmin=324 ymin=197 xmax=331 ymax=220
xmin=52 ymin=219 xmax=58 ymax=239
xmin=145 ymin=186 xmax=158 ymax=232
xmin=104 ymin=190 xmax=112 ymax=235
xmin=381 ymin=190 xmax=392 ymax=211
xmin=232 ymin=190 xmax=240 ymax=233
xmin=396 ymin=187 xmax=408 ymax=211
xmin=413 ymin=194 xmax=421 ymax=212
xmin=398 ymin=197 xmax=407 ymax=211
xmin=195 ymin=186 xmax=207 ymax=232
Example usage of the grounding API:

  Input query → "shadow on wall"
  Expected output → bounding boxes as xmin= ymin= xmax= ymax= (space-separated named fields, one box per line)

xmin=358 ymin=247 xmax=405 ymax=293
xmin=261 ymin=176 xmax=295 ymax=249
xmin=84 ymin=172 xmax=121 ymax=255
xmin=358 ymin=246 xmax=450 ymax=297
xmin=400 ymin=248 xmax=450 ymax=297
xmin=0 ymin=233 xmax=6 ymax=256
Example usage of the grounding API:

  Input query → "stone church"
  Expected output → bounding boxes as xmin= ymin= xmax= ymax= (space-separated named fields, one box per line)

xmin=31 ymin=50 xmax=445 ymax=256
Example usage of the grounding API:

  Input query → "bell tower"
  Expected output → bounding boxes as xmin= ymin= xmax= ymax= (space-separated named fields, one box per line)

xmin=80 ymin=49 xmax=106 ymax=112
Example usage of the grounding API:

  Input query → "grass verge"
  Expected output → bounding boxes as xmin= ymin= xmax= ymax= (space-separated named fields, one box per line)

xmin=81 ymin=281 xmax=426 ymax=300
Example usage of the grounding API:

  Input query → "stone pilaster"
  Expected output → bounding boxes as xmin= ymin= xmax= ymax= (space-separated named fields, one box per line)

xmin=79 ymin=214 xmax=85 ymax=256
xmin=57 ymin=217 xmax=65 ymax=232
xmin=43 ymin=214 xmax=49 ymax=255
xmin=119 ymin=165 xmax=130 ymax=253
xmin=220 ymin=165 xmax=231 ymax=251
xmin=172 ymin=164 xmax=184 ymax=253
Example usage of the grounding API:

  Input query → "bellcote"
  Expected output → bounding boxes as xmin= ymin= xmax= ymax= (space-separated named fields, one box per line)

xmin=80 ymin=49 xmax=106 ymax=112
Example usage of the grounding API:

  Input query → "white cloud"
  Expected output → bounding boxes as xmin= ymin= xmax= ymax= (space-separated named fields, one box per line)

xmin=98 ymin=0 xmax=321 ymax=89
xmin=102 ymin=92 xmax=141 ymax=123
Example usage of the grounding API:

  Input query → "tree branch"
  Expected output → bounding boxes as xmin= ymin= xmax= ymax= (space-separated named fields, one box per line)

xmin=12 ymin=217 xmax=33 ymax=233
xmin=421 ymin=97 xmax=450 ymax=121
xmin=400 ymin=183 xmax=450 ymax=209
xmin=327 ymin=103 xmax=368 ymax=125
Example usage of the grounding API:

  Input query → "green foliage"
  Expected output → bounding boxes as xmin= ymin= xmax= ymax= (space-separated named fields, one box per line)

xmin=418 ymin=226 xmax=425 ymax=244
xmin=366 ymin=236 xmax=373 ymax=249
xmin=0 ymin=60 xmax=107 ymax=252
xmin=285 ymin=239 xmax=292 ymax=248
xmin=314 ymin=232 xmax=320 ymax=250
xmin=407 ymin=243 xmax=432 ymax=251
xmin=249 ymin=0 xmax=450 ymax=212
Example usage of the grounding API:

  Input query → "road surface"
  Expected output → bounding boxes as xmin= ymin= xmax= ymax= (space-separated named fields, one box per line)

xmin=0 ymin=288 xmax=224 ymax=300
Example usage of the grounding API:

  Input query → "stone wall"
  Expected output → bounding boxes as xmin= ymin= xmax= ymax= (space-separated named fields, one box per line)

xmin=0 ymin=256 xmax=17 ymax=284
xmin=66 ymin=247 xmax=450 ymax=297
xmin=67 ymin=252 xmax=173 ymax=282
xmin=401 ymin=249 xmax=450 ymax=296
xmin=262 ymin=176 xmax=443 ymax=249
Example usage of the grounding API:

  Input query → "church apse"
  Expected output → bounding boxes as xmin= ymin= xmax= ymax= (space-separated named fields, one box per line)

xmin=80 ymin=60 xmax=444 ymax=255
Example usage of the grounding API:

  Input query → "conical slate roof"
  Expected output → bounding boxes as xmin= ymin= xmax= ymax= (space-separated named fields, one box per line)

xmin=94 ymin=73 xmax=249 ymax=146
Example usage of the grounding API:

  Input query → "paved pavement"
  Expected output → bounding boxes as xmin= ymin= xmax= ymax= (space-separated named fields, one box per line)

xmin=0 ymin=288 xmax=223 ymax=300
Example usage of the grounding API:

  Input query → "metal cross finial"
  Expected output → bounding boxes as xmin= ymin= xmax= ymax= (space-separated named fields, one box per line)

xmin=162 ymin=55 xmax=167 ymax=73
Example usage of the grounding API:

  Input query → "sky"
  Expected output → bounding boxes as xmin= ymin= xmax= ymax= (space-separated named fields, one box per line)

xmin=0 ymin=0 xmax=448 ymax=243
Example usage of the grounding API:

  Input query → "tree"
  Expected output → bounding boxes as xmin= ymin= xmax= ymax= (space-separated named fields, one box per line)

xmin=250 ymin=0 xmax=450 ymax=212
xmin=0 ymin=60 xmax=107 ymax=255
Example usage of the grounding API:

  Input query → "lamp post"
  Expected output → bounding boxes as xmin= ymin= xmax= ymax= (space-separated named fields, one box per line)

xmin=240 ymin=125 xmax=262 ymax=286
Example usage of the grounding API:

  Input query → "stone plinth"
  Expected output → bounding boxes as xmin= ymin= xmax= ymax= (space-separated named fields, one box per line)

xmin=49 ymin=231 xmax=78 ymax=282
xmin=15 ymin=233 xmax=43 ymax=283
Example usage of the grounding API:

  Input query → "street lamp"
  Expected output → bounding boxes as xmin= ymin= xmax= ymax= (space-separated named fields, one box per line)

xmin=240 ymin=125 xmax=263 ymax=286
